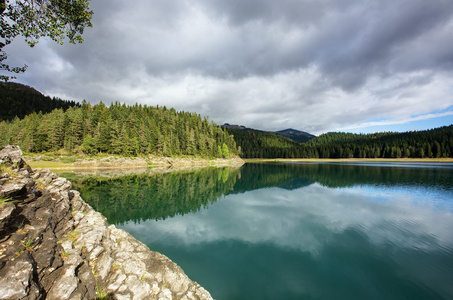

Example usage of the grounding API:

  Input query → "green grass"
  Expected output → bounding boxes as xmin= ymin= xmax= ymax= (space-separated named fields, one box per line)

xmin=0 ymin=195 xmax=13 ymax=209
xmin=96 ymin=283 xmax=110 ymax=300
xmin=61 ymin=157 xmax=77 ymax=163
xmin=22 ymin=236 xmax=35 ymax=250
xmin=68 ymin=230 xmax=80 ymax=242
xmin=0 ymin=165 xmax=16 ymax=178
xmin=28 ymin=160 xmax=75 ymax=169
xmin=60 ymin=249 xmax=69 ymax=260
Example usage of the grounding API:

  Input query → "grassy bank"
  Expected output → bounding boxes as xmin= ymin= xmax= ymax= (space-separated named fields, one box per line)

xmin=27 ymin=160 xmax=80 ymax=169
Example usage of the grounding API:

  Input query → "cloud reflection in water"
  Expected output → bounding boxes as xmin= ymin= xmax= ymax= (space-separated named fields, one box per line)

xmin=122 ymin=183 xmax=453 ymax=254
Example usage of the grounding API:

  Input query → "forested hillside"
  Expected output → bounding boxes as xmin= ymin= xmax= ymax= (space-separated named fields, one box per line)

xmin=1 ymin=81 xmax=450 ymax=159
xmin=222 ymin=124 xmax=315 ymax=143
xmin=0 ymin=102 xmax=238 ymax=158
xmin=308 ymin=127 xmax=453 ymax=158
xmin=0 ymin=82 xmax=80 ymax=121
xmin=227 ymin=125 xmax=453 ymax=159
xmin=225 ymin=129 xmax=317 ymax=158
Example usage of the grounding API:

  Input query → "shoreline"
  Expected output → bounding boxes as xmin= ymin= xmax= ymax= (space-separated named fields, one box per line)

xmin=25 ymin=154 xmax=244 ymax=171
xmin=1 ymin=146 xmax=215 ymax=299
xmin=24 ymin=156 xmax=453 ymax=173
xmin=244 ymin=157 xmax=453 ymax=163
xmin=25 ymin=155 xmax=453 ymax=171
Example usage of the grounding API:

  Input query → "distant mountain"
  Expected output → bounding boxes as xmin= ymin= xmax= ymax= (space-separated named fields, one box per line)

xmin=222 ymin=123 xmax=316 ymax=143
xmin=223 ymin=122 xmax=453 ymax=159
xmin=222 ymin=123 xmax=250 ymax=131
xmin=275 ymin=128 xmax=316 ymax=143
xmin=0 ymin=82 xmax=80 ymax=121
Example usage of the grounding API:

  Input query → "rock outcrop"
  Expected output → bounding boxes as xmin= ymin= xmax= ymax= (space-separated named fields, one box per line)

xmin=0 ymin=145 xmax=213 ymax=300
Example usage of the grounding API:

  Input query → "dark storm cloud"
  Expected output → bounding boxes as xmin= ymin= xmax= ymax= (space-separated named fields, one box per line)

xmin=4 ymin=0 xmax=453 ymax=134
xmin=199 ymin=0 xmax=453 ymax=89
xmin=200 ymin=0 xmax=356 ymax=28
xmin=49 ymin=0 xmax=453 ymax=85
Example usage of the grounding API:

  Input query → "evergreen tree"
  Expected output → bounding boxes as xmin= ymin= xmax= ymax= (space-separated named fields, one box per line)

xmin=222 ymin=143 xmax=229 ymax=158
xmin=0 ymin=100 xmax=239 ymax=157
xmin=225 ymin=125 xmax=453 ymax=159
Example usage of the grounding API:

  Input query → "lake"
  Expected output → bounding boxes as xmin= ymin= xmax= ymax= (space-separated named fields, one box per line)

xmin=70 ymin=162 xmax=453 ymax=300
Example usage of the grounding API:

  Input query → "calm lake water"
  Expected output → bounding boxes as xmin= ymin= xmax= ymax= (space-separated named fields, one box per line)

xmin=71 ymin=162 xmax=453 ymax=300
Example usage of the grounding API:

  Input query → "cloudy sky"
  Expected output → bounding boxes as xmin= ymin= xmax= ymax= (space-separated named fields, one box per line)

xmin=4 ymin=0 xmax=453 ymax=135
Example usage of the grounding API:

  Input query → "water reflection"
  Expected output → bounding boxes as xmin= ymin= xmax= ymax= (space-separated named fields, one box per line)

xmin=71 ymin=167 xmax=240 ymax=224
xmin=72 ymin=162 xmax=453 ymax=300
xmin=73 ymin=162 xmax=453 ymax=224
xmin=122 ymin=182 xmax=453 ymax=251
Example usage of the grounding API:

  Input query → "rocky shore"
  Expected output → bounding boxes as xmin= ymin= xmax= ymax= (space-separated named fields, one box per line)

xmin=0 ymin=146 xmax=214 ymax=300
xmin=25 ymin=154 xmax=244 ymax=170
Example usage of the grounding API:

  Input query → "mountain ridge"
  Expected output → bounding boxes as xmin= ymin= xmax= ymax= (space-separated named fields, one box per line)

xmin=222 ymin=123 xmax=316 ymax=143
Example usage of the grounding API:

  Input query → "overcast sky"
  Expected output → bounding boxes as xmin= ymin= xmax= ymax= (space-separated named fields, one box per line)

xmin=4 ymin=0 xmax=453 ymax=135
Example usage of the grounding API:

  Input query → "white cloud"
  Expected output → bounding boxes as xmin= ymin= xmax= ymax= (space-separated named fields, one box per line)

xmin=121 ymin=183 xmax=453 ymax=254
xmin=3 ymin=0 xmax=453 ymax=134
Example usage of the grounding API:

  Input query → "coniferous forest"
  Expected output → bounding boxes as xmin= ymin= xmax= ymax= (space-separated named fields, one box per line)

xmin=1 ymin=82 xmax=452 ymax=159
xmin=0 ymin=82 xmax=80 ymax=121
xmin=0 ymin=101 xmax=238 ymax=158
xmin=227 ymin=125 xmax=453 ymax=159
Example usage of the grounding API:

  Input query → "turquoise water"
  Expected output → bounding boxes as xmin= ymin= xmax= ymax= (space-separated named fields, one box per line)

xmin=73 ymin=162 xmax=453 ymax=299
